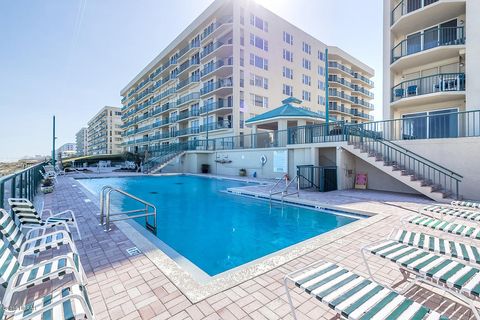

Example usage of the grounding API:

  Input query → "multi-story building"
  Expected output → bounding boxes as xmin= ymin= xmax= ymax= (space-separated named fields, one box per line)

xmin=56 ymin=143 xmax=77 ymax=159
xmin=120 ymin=0 xmax=375 ymax=154
xmin=75 ymin=127 xmax=88 ymax=156
xmin=87 ymin=106 xmax=123 ymax=155
xmin=383 ymin=0 xmax=480 ymax=138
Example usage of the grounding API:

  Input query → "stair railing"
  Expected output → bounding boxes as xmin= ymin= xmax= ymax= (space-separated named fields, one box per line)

xmin=346 ymin=125 xmax=463 ymax=199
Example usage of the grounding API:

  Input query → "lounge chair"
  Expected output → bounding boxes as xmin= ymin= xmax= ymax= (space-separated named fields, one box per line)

xmin=0 ymin=237 xmax=87 ymax=309
xmin=405 ymin=215 xmax=480 ymax=240
xmin=452 ymin=201 xmax=480 ymax=210
xmin=0 ymin=209 xmax=78 ymax=261
xmin=4 ymin=284 xmax=94 ymax=320
xmin=8 ymin=198 xmax=81 ymax=240
xmin=389 ymin=228 xmax=480 ymax=265
xmin=39 ymin=169 xmax=58 ymax=183
xmin=284 ymin=260 xmax=448 ymax=320
xmin=422 ymin=204 xmax=480 ymax=223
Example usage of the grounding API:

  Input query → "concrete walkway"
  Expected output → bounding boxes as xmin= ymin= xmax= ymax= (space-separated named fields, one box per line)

xmin=41 ymin=175 xmax=475 ymax=319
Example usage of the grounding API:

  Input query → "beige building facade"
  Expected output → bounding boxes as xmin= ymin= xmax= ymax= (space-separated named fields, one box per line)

xmin=120 ymin=0 xmax=374 ymax=154
xmin=87 ymin=106 xmax=123 ymax=155
xmin=383 ymin=0 xmax=480 ymax=136
xmin=75 ymin=127 xmax=88 ymax=156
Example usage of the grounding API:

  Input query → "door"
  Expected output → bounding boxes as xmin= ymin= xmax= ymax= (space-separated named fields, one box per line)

xmin=439 ymin=19 xmax=457 ymax=45
xmin=402 ymin=112 xmax=427 ymax=139
xmin=429 ymin=109 xmax=458 ymax=138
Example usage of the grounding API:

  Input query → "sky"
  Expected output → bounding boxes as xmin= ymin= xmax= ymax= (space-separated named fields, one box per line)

xmin=0 ymin=0 xmax=383 ymax=161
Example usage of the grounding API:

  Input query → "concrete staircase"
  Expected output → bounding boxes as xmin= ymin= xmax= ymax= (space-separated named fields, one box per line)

xmin=343 ymin=131 xmax=462 ymax=202
xmin=144 ymin=151 xmax=185 ymax=174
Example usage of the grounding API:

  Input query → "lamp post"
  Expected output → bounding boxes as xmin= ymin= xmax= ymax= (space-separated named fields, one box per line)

xmin=205 ymin=103 xmax=209 ymax=150
xmin=325 ymin=48 xmax=329 ymax=135
xmin=52 ymin=116 xmax=57 ymax=166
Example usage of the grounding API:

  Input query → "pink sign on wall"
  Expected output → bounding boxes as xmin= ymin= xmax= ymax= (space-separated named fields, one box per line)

xmin=355 ymin=173 xmax=368 ymax=189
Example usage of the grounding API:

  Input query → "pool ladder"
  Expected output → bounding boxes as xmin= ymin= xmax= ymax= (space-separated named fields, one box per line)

xmin=99 ymin=185 xmax=157 ymax=233
xmin=269 ymin=175 xmax=300 ymax=206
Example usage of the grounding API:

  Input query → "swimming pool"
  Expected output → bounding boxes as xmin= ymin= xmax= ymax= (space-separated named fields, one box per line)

xmin=77 ymin=175 xmax=359 ymax=276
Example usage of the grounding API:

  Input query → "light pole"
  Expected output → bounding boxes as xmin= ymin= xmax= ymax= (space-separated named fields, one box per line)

xmin=325 ymin=48 xmax=329 ymax=135
xmin=52 ymin=115 xmax=57 ymax=166
xmin=205 ymin=104 xmax=209 ymax=150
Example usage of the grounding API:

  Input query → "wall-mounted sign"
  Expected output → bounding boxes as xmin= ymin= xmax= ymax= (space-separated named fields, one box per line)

xmin=273 ymin=150 xmax=288 ymax=173
xmin=355 ymin=173 xmax=368 ymax=189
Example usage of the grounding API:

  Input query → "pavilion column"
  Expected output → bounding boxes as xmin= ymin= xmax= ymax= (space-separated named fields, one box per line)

xmin=251 ymin=125 xmax=257 ymax=148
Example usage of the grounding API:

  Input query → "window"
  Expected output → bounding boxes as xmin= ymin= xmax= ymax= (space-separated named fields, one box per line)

xmin=249 ymin=73 xmax=269 ymax=89
xmin=249 ymin=53 xmax=268 ymax=70
xmin=318 ymin=50 xmax=325 ymax=61
xmin=318 ymin=95 xmax=325 ymax=105
xmin=402 ymin=109 xmax=458 ymax=139
xmin=250 ymin=93 xmax=269 ymax=108
xmin=302 ymin=42 xmax=311 ymax=55
xmin=283 ymin=31 xmax=293 ymax=45
xmin=283 ymin=84 xmax=293 ymax=96
xmin=283 ymin=66 xmax=293 ymax=79
xmin=250 ymin=33 xmax=268 ymax=51
xmin=302 ymin=58 xmax=311 ymax=70
xmin=250 ymin=14 xmax=268 ymax=31
xmin=283 ymin=49 xmax=293 ymax=62
xmin=318 ymin=80 xmax=324 ymax=90
xmin=302 ymin=74 xmax=311 ymax=86
xmin=318 ymin=65 xmax=324 ymax=76
xmin=302 ymin=90 xmax=311 ymax=102
xmin=240 ymin=7 xmax=244 ymax=25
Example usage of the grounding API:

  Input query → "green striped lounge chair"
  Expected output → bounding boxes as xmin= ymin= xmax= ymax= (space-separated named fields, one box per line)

xmin=4 ymin=284 xmax=94 ymax=320
xmin=363 ymin=237 xmax=480 ymax=318
xmin=452 ymin=201 xmax=480 ymax=210
xmin=8 ymin=198 xmax=81 ymax=240
xmin=423 ymin=204 xmax=480 ymax=224
xmin=405 ymin=215 xmax=480 ymax=240
xmin=0 ymin=209 xmax=79 ymax=266
xmin=0 ymin=237 xmax=87 ymax=311
xmin=284 ymin=260 xmax=448 ymax=320
xmin=390 ymin=228 xmax=480 ymax=266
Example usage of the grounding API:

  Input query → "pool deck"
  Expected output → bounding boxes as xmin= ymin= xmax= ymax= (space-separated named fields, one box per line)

xmin=41 ymin=173 xmax=476 ymax=319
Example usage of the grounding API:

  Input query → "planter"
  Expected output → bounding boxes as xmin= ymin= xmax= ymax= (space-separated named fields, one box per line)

xmin=239 ymin=169 xmax=247 ymax=177
xmin=201 ymin=164 xmax=210 ymax=174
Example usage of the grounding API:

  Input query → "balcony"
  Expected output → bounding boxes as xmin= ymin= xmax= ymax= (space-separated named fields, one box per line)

xmin=328 ymin=75 xmax=374 ymax=99
xmin=200 ymin=78 xmax=233 ymax=97
xmin=176 ymin=92 xmax=200 ymax=108
xmin=328 ymin=89 xmax=374 ymax=110
xmin=200 ymin=40 xmax=233 ymax=62
xmin=177 ymin=41 xmax=200 ymax=62
xmin=178 ymin=110 xmax=200 ymax=122
xmin=176 ymin=75 xmax=200 ymax=91
xmin=151 ymin=103 xmax=172 ymax=117
xmin=328 ymin=103 xmax=373 ymax=121
xmin=391 ymin=72 xmax=465 ymax=107
xmin=391 ymin=26 xmax=465 ymax=70
xmin=201 ymin=16 xmax=233 ymax=42
xmin=199 ymin=101 xmax=232 ymax=115
xmin=200 ymin=58 xmax=233 ymax=79
xmin=328 ymin=61 xmax=374 ymax=88
xmin=149 ymin=132 xmax=171 ymax=142
xmin=178 ymin=59 xmax=200 ymax=78
xmin=200 ymin=121 xmax=232 ymax=133
xmin=176 ymin=127 xmax=200 ymax=137
xmin=391 ymin=0 xmax=465 ymax=35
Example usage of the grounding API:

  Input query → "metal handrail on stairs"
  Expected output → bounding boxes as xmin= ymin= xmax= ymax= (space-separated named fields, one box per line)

xmin=347 ymin=126 xmax=463 ymax=199
xmin=99 ymin=185 xmax=157 ymax=232
xmin=269 ymin=174 xmax=289 ymax=204
xmin=282 ymin=175 xmax=300 ymax=202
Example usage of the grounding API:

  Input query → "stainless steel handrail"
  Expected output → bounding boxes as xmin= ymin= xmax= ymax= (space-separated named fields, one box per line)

xmin=269 ymin=174 xmax=288 ymax=205
xmin=281 ymin=175 xmax=300 ymax=202
xmin=99 ymin=185 xmax=157 ymax=232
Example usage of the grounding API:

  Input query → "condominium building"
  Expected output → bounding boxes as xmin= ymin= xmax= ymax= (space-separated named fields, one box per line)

xmin=120 ymin=0 xmax=375 ymax=154
xmin=87 ymin=106 xmax=123 ymax=155
xmin=56 ymin=143 xmax=77 ymax=159
xmin=75 ymin=127 xmax=88 ymax=156
xmin=383 ymin=0 xmax=480 ymax=138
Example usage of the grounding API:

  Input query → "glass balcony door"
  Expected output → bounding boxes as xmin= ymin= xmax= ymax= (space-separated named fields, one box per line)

xmin=402 ymin=109 xmax=459 ymax=139
xmin=402 ymin=112 xmax=427 ymax=139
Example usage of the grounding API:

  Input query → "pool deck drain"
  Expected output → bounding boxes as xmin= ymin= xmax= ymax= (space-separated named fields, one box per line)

xmin=41 ymin=174 xmax=476 ymax=319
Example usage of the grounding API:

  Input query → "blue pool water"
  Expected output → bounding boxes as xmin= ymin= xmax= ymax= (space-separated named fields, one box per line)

xmin=78 ymin=175 xmax=358 ymax=276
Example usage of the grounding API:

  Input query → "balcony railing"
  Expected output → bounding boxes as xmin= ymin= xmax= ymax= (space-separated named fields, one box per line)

xmin=178 ymin=41 xmax=200 ymax=59
xmin=201 ymin=58 xmax=233 ymax=77
xmin=178 ymin=109 xmax=200 ymax=121
xmin=199 ymin=101 xmax=232 ymax=114
xmin=328 ymin=75 xmax=374 ymax=98
xmin=177 ymin=75 xmax=200 ymax=91
xmin=392 ymin=26 xmax=465 ymax=63
xmin=328 ymin=61 xmax=374 ymax=87
xmin=329 ymin=89 xmax=374 ymax=110
xmin=391 ymin=0 xmax=439 ymax=26
xmin=200 ymin=78 xmax=233 ymax=95
xmin=176 ymin=92 xmax=200 ymax=107
xmin=200 ymin=40 xmax=230 ymax=59
xmin=177 ymin=127 xmax=200 ymax=136
xmin=200 ymin=121 xmax=232 ymax=132
xmin=201 ymin=16 xmax=233 ymax=40
xmin=392 ymin=73 xmax=465 ymax=102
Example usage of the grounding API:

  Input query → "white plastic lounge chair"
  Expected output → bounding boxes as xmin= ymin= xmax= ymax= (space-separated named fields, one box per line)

xmin=405 ymin=215 xmax=480 ymax=240
xmin=0 ymin=209 xmax=78 ymax=261
xmin=362 ymin=236 xmax=480 ymax=318
xmin=39 ymin=169 xmax=57 ymax=183
xmin=8 ymin=198 xmax=81 ymax=240
xmin=452 ymin=201 xmax=480 ymax=210
xmin=422 ymin=204 xmax=480 ymax=223
xmin=284 ymin=260 xmax=448 ymax=320
xmin=3 ymin=284 xmax=94 ymax=320
xmin=0 ymin=237 xmax=87 ymax=309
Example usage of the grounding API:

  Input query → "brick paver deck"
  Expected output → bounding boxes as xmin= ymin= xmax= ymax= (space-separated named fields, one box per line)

xmin=41 ymin=175 xmax=476 ymax=319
